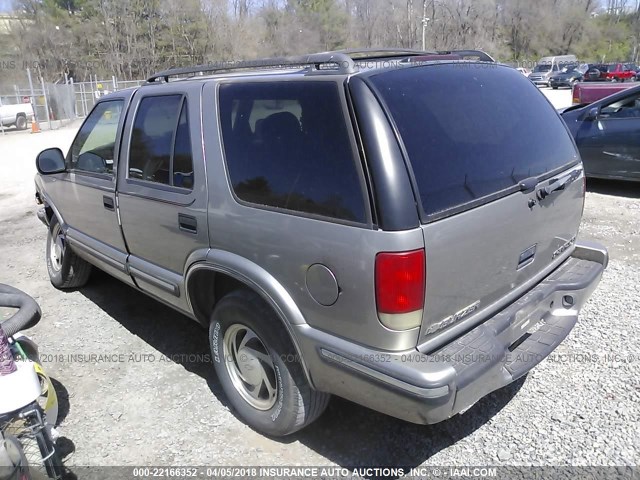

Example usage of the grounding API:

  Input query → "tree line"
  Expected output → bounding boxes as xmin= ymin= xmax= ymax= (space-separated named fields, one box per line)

xmin=3 ymin=0 xmax=640 ymax=82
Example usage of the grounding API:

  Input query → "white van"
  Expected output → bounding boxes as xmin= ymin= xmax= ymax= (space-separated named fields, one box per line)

xmin=528 ymin=55 xmax=578 ymax=87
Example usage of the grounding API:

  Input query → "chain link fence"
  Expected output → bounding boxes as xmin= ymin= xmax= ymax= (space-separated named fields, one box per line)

xmin=1 ymin=72 xmax=145 ymax=135
xmin=73 ymin=76 xmax=145 ymax=118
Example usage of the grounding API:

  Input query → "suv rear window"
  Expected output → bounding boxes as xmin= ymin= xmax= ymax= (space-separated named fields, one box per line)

xmin=368 ymin=64 xmax=579 ymax=218
xmin=219 ymin=81 xmax=366 ymax=223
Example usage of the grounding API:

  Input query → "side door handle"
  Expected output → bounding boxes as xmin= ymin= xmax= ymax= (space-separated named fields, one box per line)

xmin=103 ymin=196 xmax=115 ymax=211
xmin=178 ymin=213 xmax=197 ymax=234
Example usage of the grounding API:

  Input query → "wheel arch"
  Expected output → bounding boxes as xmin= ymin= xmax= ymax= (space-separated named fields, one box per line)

xmin=185 ymin=250 xmax=315 ymax=387
xmin=40 ymin=192 xmax=64 ymax=231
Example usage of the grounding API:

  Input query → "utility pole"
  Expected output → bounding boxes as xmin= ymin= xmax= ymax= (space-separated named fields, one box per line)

xmin=26 ymin=67 xmax=38 ymax=125
xmin=422 ymin=0 xmax=429 ymax=51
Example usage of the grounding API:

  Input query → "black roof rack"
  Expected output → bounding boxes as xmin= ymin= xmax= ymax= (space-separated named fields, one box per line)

xmin=333 ymin=48 xmax=434 ymax=59
xmin=146 ymin=52 xmax=357 ymax=83
xmin=436 ymin=50 xmax=496 ymax=63
xmin=146 ymin=48 xmax=496 ymax=83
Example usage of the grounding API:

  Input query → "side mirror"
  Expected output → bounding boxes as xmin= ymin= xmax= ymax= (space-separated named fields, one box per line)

xmin=586 ymin=106 xmax=600 ymax=121
xmin=36 ymin=148 xmax=66 ymax=174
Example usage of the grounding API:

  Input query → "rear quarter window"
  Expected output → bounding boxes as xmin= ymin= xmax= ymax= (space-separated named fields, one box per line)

xmin=367 ymin=64 xmax=579 ymax=218
xmin=218 ymin=81 xmax=367 ymax=224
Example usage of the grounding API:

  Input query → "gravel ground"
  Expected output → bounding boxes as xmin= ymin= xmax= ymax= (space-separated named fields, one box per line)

xmin=0 ymin=87 xmax=638 ymax=475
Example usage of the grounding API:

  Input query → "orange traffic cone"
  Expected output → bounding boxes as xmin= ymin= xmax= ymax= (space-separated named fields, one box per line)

xmin=31 ymin=118 xmax=41 ymax=133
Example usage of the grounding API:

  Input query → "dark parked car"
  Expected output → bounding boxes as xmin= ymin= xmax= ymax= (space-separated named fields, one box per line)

xmin=549 ymin=64 xmax=584 ymax=89
xmin=584 ymin=64 xmax=609 ymax=81
xmin=561 ymin=84 xmax=640 ymax=181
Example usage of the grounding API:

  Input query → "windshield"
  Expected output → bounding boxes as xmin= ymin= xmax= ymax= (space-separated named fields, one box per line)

xmin=368 ymin=65 xmax=579 ymax=218
xmin=561 ymin=66 xmax=577 ymax=73
xmin=534 ymin=64 xmax=552 ymax=72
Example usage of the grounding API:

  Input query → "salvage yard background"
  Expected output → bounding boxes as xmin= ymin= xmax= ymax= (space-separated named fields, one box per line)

xmin=0 ymin=88 xmax=638 ymax=472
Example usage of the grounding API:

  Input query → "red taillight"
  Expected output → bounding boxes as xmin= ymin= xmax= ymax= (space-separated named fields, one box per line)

xmin=375 ymin=249 xmax=425 ymax=315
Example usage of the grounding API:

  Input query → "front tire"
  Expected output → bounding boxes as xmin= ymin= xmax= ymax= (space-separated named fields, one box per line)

xmin=209 ymin=290 xmax=329 ymax=436
xmin=46 ymin=216 xmax=92 ymax=289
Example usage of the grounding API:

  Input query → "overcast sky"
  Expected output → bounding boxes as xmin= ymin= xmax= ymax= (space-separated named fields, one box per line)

xmin=0 ymin=0 xmax=12 ymax=13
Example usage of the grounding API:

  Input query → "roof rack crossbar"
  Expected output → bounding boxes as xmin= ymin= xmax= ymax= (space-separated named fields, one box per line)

xmin=147 ymin=52 xmax=356 ymax=83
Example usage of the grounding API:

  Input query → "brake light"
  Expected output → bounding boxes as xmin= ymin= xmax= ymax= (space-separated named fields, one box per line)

xmin=375 ymin=249 xmax=425 ymax=331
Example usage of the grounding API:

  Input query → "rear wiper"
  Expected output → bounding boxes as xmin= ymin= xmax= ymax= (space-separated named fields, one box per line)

xmin=537 ymin=170 xmax=580 ymax=200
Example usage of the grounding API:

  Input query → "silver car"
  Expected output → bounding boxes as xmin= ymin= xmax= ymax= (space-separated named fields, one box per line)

xmin=33 ymin=50 xmax=607 ymax=436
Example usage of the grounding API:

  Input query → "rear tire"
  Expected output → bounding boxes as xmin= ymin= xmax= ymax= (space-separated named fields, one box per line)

xmin=46 ymin=216 xmax=92 ymax=289
xmin=209 ymin=290 xmax=330 ymax=436
xmin=15 ymin=115 xmax=27 ymax=130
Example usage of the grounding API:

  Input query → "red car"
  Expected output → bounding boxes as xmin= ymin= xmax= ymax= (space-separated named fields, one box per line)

xmin=584 ymin=63 xmax=638 ymax=82
xmin=606 ymin=63 xmax=637 ymax=81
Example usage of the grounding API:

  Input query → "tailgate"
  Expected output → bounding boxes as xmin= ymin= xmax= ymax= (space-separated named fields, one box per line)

xmin=366 ymin=63 xmax=585 ymax=348
xmin=573 ymin=82 xmax=634 ymax=104
xmin=419 ymin=167 xmax=584 ymax=345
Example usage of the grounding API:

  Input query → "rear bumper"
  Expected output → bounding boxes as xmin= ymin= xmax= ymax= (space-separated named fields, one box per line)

xmin=296 ymin=241 xmax=607 ymax=424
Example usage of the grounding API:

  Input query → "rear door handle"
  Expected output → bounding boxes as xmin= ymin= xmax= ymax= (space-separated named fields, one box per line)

xmin=178 ymin=213 xmax=197 ymax=234
xmin=103 ymin=196 xmax=115 ymax=211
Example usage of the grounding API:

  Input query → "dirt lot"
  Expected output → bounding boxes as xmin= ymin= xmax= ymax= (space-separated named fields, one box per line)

xmin=0 ymin=87 xmax=638 ymax=475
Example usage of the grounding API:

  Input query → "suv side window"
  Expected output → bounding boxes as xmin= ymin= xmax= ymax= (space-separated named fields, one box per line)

xmin=219 ymin=82 xmax=366 ymax=223
xmin=68 ymin=100 xmax=123 ymax=175
xmin=129 ymin=95 xmax=194 ymax=189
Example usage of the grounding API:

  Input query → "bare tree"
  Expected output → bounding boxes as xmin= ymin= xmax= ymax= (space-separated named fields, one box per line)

xmin=4 ymin=0 xmax=636 ymax=80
